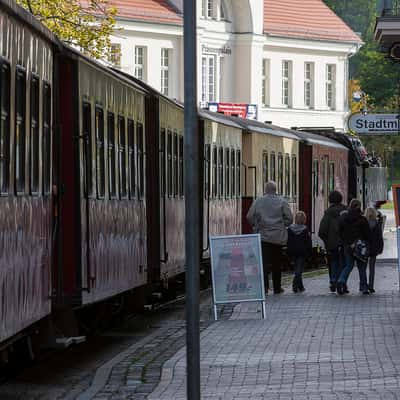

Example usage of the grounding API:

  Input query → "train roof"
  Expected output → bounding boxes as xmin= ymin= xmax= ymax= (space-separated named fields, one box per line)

xmin=199 ymin=110 xmax=248 ymax=130
xmin=0 ymin=0 xmax=60 ymax=45
xmin=61 ymin=45 xmax=149 ymax=95
xmin=290 ymin=128 xmax=349 ymax=150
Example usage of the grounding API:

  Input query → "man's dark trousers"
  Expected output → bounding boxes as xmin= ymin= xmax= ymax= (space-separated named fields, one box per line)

xmin=261 ymin=241 xmax=283 ymax=293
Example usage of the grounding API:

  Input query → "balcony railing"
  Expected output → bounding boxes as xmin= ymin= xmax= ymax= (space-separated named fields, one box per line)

xmin=379 ymin=0 xmax=400 ymax=16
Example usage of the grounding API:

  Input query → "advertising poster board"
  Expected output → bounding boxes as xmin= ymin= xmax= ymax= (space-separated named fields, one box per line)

xmin=209 ymin=234 xmax=266 ymax=320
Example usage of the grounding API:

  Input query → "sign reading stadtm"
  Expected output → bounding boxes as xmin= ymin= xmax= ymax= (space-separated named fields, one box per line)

xmin=209 ymin=234 xmax=266 ymax=320
xmin=348 ymin=113 xmax=400 ymax=135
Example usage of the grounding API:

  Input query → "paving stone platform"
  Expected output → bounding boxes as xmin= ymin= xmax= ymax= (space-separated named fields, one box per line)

xmin=148 ymin=261 xmax=400 ymax=400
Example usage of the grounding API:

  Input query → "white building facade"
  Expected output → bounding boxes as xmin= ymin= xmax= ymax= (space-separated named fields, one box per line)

xmin=108 ymin=0 xmax=362 ymax=130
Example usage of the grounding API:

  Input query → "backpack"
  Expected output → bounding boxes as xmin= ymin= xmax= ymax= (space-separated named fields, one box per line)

xmin=352 ymin=239 xmax=369 ymax=263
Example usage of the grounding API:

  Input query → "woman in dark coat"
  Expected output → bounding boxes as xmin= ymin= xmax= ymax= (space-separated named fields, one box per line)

xmin=337 ymin=199 xmax=370 ymax=295
xmin=365 ymin=207 xmax=384 ymax=293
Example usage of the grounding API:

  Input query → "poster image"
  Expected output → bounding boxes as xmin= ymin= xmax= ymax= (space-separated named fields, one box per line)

xmin=210 ymin=234 xmax=265 ymax=304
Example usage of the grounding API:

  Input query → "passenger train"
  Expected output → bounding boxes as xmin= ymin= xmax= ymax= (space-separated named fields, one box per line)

xmin=0 ymin=0 xmax=387 ymax=361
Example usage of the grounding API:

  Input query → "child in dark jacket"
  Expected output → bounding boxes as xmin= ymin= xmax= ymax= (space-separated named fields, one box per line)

xmin=287 ymin=211 xmax=312 ymax=292
xmin=365 ymin=207 xmax=384 ymax=293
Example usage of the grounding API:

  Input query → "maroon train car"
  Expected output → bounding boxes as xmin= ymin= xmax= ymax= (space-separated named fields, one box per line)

xmin=296 ymin=130 xmax=348 ymax=237
xmin=0 ymin=0 xmax=56 ymax=346
xmin=56 ymin=48 xmax=148 ymax=306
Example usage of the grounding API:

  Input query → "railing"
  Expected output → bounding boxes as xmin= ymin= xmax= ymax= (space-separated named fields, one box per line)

xmin=379 ymin=0 xmax=400 ymax=16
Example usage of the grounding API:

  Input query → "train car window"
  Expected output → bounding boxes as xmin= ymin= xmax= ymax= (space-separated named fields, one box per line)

xmin=82 ymin=102 xmax=93 ymax=197
xmin=225 ymin=148 xmax=230 ymax=198
xmin=285 ymin=154 xmax=290 ymax=197
xmin=218 ymin=147 xmax=223 ymax=198
xmin=118 ymin=116 xmax=127 ymax=198
xmin=137 ymin=122 xmax=144 ymax=199
xmin=179 ymin=135 xmax=184 ymax=197
xmin=277 ymin=153 xmax=283 ymax=195
xmin=30 ymin=75 xmax=40 ymax=194
xmin=0 ymin=61 xmax=10 ymax=195
xmin=95 ymin=108 xmax=105 ymax=199
xmin=159 ymin=128 xmax=165 ymax=197
xmin=313 ymin=160 xmax=319 ymax=197
xmin=108 ymin=112 xmax=117 ymax=198
xmin=15 ymin=67 xmax=26 ymax=194
xmin=230 ymin=149 xmax=235 ymax=198
xmin=212 ymin=147 xmax=217 ymax=199
xmin=270 ymin=152 xmax=276 ymax=182
xmin=42 ymin=82 xmax=51 ymax=195
xmin=167 ymin=130 xmax=172 ymax=197
xmin=236 ymin=150 xmax=241 ymax=197
xmin=262 ymin=152 xmax=268 ymax=193
xmin=329 ymin=162 xmax=335 ymax=193
xmin=321 ymin=157 xmax=327 ymax=196
xmin=128 ymin=119 xmax=135 ymax=198
xmin=173 ymin=131 xmax=178 ymax=197
xmin=204 ymin=144 xmax=210 ymax=199
xmin=291 ymin=155 xmax=297 ymax=198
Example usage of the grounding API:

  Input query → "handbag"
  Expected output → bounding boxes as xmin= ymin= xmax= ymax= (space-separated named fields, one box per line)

xmin=352 ymin=239 xmax=369 ymax=263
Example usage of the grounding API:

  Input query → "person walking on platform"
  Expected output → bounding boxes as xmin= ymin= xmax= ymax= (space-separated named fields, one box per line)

xmin=318 ymin=191 xmax=346 ymax=293
xmin=365 ymin=207 xmax=384 ymax=293
xmin=246 ymin=181 xmax=293 ymax=294
xmin=287 ymin=211 xmax=312 ymax=293
xmin=336 ymin=199 xmax=370 ymax=295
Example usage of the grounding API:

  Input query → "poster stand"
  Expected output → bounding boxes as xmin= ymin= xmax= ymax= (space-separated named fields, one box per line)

xmin=209 ymin=234 xmax=266 ymax=321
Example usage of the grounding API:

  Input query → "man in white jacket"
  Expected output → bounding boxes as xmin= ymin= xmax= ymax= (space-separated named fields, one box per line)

xmin=246 ymin=181 xmax=293 ymax=294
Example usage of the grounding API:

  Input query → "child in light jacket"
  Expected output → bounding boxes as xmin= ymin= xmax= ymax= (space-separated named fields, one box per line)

xmin=287 ymin=211 xmax=312 ymax=292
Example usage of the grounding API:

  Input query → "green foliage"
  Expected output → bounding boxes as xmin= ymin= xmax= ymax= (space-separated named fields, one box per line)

xmin=17 ymin=0 xmax=117 ymax=59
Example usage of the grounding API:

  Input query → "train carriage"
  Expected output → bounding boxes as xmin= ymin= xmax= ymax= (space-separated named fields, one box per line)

xmin=0 ymin=0 xmax=56 ymax=346
xmin=200 ymin=110 xmax=243 ymax=258
xmin=239 ymin=120 xmax=300 ymax=233
xmin=294 ymin=130 xmax=348 ymax=238
xmin=56 ymin=48 xmax=148 ymax=306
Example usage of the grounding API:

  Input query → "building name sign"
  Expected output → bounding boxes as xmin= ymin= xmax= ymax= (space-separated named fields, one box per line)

xmin=208 ymin=102 xmax=257 ymax=120
xmin=348 ymin=113 xmax=400 ymax=135
xmin=202 ymin=45 xmax=232 ymax=55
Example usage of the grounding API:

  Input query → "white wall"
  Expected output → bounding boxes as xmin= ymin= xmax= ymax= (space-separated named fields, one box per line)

xmin=109 ymin=0 xmax=359 ymax=131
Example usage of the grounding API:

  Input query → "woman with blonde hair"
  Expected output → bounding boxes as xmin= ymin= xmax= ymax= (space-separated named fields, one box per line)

xmin=365 ymin=207 xmax=384 ymax=293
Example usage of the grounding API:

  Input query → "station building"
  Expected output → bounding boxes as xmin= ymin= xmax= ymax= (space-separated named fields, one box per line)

xmin=107 ymin=0 xmax=362 ymax=130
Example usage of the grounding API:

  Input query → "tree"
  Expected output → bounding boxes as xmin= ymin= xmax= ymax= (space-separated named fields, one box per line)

xmin=17 ymin=0 xmax=117 ymax=59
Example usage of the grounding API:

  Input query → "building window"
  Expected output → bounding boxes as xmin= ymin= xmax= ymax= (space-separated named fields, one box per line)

xmin=262 ymin=59 xmax=270 ymax=107
xmin=134 ymin=46 xmax=145 ymax=81
xmin=282 ymin=60 xmax=291 ymax=107
xmin=304 ymin=62 xmax=314 ymax=108
xmin=202 ymin=55 xmax=216 ymax=103
xmin=220 ymin=1 xmax=226 ymax=19
xmin=326 ymin=64 xmax=336 ymax=110
xmin=109 ymin=43 xmax=121 ymax=68
xmin=161 ymin=49 xmax=169 ymax=96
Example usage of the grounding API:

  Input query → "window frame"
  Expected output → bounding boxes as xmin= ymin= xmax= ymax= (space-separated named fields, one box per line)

xmin=204 ymin=143 xmax=210 ymax=200
xmin=29 ymin=73 xmax=40 ymax=195
xmin=277 ymin=152 xmax=283 ymax=195
xmin=42 ymin=81 xmax=51 ymax=196
xmin=326 ymin=64 xmax=336 ymax=110
xmin=134 ymin=46 xmax=145 ymax=81
xmin=262 ymin=59 xmax=270 ymax=107
xmin=313 ymin=159 xmax=319 ymax=197
xmin=95 ymin=106 xmax=105 ymax=199
xmin=328 ymin=162 xmax=335 ymax=194
xmin=82 ymin=101 xmax=93 ymax=198
xmin=118 ymin=115 xmax=127 ymax=199
xmin=137 ymin=122 xmax=144 ymax=200
xmin=173 ymin=130 xmax=178 ymax=197
xmin=291 ymin=155 xmax=297 ymax=199
xmin=128 ymin=118 xmax=136 ymax=199
xmin=236 ymin=150 xmax=241 ymax=198
xmin=281 ymin=60 xmax=291 ymax=107
xmin=212 ymin=146 xmax=217 ymax=199
xmin=0 ymin=60 xmax=11 ymax=196
xmin=225 ymin=147 xmax=230 ymax=199
xmin=15 ymin=66 xmax=26 ymax=195
xmin=167 ymin=129 xmax=172 ymax=197
xmin=161 ymin=48 xmax=169 ymax=96
xmin=179 ymin=134 xmax=184 ymax=198
xmin=218 ymin=147 xmax=223 ymax=199
xmin=160 ymin=128 xmax=166 ymax=198
xmin=284 ymin=154 xmax=290 ymax=197
xmin=270 ymin=152 xmax=276 ymax=182
xmin=201 ymin=54 xmax=216 ymax=103
xmin=262 ymin=151 xmax=268 ymax=193
xmin=304 ymin=62 xmax=314 ymax=108
xmin=107 ymin=112 xmax=117 ymax=199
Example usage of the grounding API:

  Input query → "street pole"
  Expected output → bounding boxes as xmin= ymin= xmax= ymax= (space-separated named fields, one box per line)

xmin=184 ymin=1 xmax=200 ymax=399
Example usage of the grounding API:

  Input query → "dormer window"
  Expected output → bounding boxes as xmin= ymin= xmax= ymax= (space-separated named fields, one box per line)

xmin=201 ymin=0 xmax=227 ymax=20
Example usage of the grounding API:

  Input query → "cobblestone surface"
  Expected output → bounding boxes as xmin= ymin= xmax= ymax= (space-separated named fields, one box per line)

xmin=148 ymin=261 xmax=400 ymax=400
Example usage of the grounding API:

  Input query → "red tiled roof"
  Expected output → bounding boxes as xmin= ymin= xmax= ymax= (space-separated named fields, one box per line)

xmin=110 ymin=0 xmax=182 ymax=25
xmin=264 ymin=0 xmax=362 ymax=43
